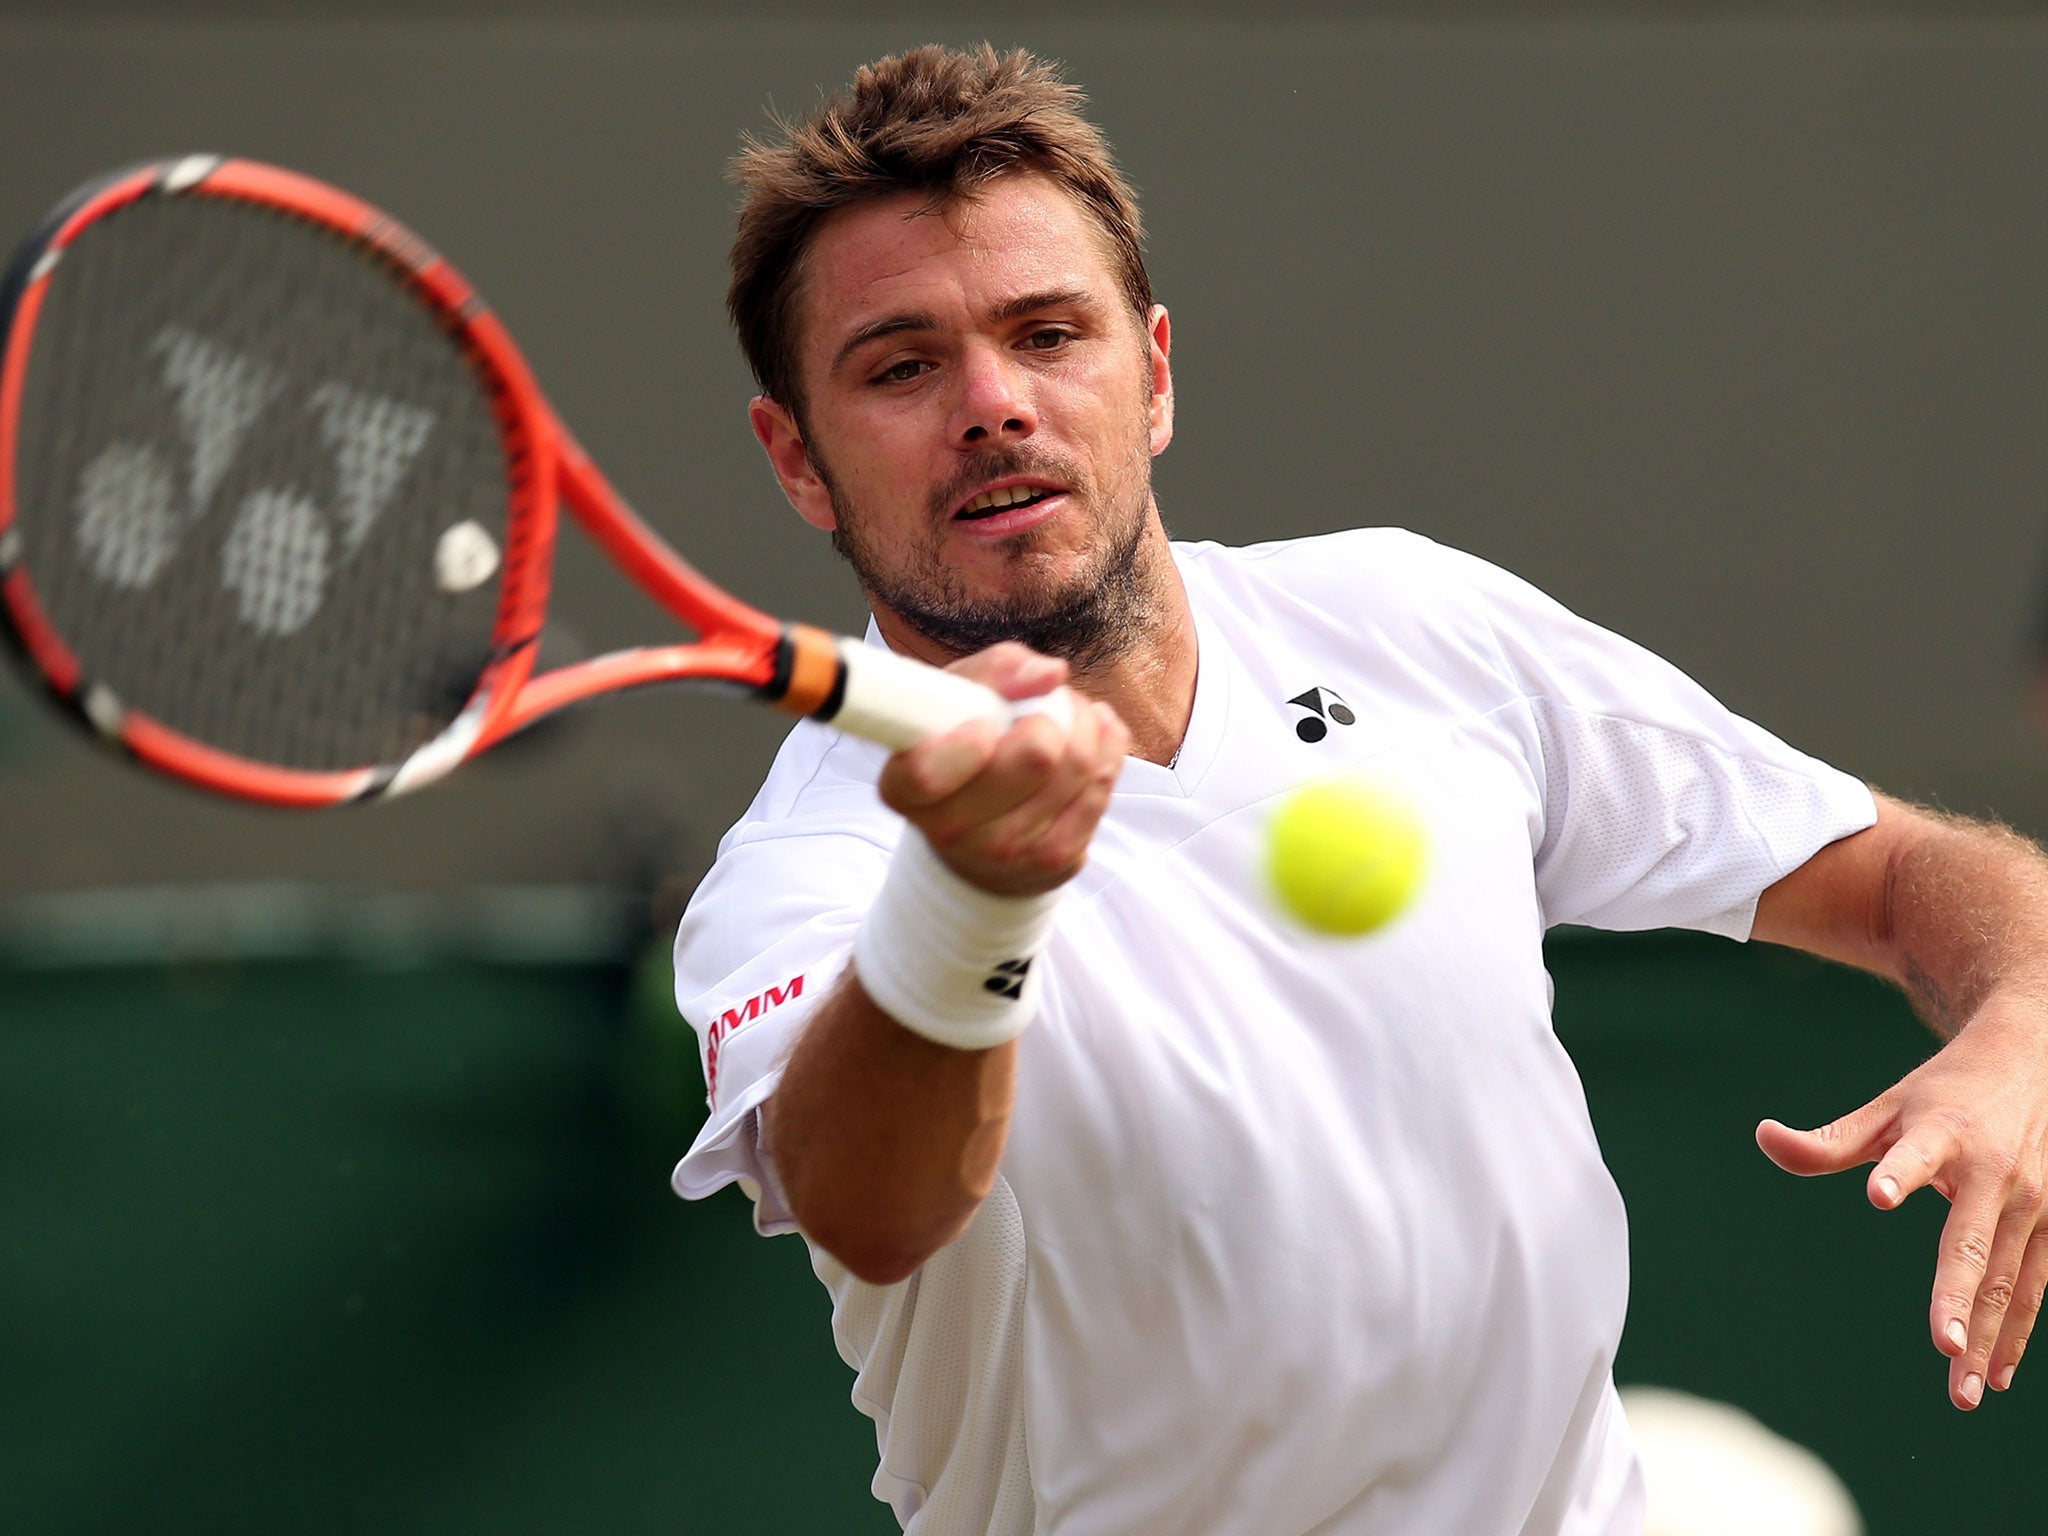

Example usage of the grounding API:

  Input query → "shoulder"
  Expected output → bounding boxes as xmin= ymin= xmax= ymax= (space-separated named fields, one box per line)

xmin=717 ymin=717 xmax=897 ymax=859
xmin=1172 ymin=527 xmax=1556 ymax=668
xmin=677 ymin=721 xmax=897 ymax=982
xmin=1175 ymin=528 xmax=1528 ymax=620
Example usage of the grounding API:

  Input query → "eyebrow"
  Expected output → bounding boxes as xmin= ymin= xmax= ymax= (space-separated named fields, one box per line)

xmin=830 ymin=311 xmax=937 ymax=377
xmin=828 ymin=288 xmax=1101 ymax=378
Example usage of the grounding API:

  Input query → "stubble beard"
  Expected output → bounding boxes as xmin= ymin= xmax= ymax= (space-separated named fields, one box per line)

xmin=821 ymin=442 xmax=1164 ymax=678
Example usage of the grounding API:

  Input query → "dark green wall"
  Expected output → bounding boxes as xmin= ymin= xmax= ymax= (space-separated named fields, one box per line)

xmin=0 ymin=933 xmax=2032 ymax=1533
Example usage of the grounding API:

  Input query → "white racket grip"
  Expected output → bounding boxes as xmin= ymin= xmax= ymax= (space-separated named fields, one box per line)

xmin=828 ymin=637 xmax=1074 ymax=750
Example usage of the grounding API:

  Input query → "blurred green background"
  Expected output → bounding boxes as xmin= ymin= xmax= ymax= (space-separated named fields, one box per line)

xmin=0 ymin=916 xmax=2019 ymax=1533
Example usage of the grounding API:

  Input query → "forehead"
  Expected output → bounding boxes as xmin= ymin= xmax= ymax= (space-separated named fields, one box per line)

xmin=796 ymin=175 xmax=1125 ymax=351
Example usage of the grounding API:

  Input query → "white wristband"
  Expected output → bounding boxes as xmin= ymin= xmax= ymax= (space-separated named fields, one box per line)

xmin=853 ymin=830 xmax=1061 ymax=1050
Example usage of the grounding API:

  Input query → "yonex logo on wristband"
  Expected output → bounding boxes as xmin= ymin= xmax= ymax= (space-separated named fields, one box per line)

xmin=856 ymin=832 xmax=1057 ymax=1050
xmin=983 ymin=958 xmax=1032 ymax=1000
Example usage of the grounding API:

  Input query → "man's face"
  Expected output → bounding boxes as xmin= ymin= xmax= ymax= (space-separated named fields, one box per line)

xmin=750 ymin=173 xmax=1173 ymax=669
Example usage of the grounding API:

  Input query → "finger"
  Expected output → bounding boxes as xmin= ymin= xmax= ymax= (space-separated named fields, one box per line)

xmin=1954 ymin=1202 xmax=2039 ymax=1409
xmin=1930 ymin=1182 xmax=2005 ymax=1381
xmin=879 ymin=716 xmax=1004 ymax=812
xmin=1022 ymin=706 xmax=1127 ymax=864
xmin=1869 ymin=1119 xmax=1967 ymax=1211
xmin=907 ymin=700 xmax=1104 ymax=875
xmin=957 ymin=704 xmax=1108 ymax=859
xmin=1754 ymin=1098 xmax=1897 ymax=1178
xmin=1028 ymin=702 xmax=1126 ymax=843
xmin=947 ymin=641 xmax=1068 ymax=699
xmin=889 ymin=690 xmax=1090 ymax=816
xmin=1989 ymin=1227 xmax=2048 ymax=1393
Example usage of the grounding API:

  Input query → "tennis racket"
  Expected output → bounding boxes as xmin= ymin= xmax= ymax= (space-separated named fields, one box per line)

xmin=0 ymin=155 xmax=1019 ymax=807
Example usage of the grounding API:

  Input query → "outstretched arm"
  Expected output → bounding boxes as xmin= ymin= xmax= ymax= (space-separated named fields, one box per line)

xmin=766 ymin=643 xmax=1129 ymax=1286
xmin=1752 ymin=792 xmax=2048 ymax=1409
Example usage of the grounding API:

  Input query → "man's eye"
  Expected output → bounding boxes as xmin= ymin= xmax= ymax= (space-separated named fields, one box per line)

xmin=1024 ymin=329 xmax=1071 ymax=351
xmin=874 ymin=359 xmax=929 ymax=384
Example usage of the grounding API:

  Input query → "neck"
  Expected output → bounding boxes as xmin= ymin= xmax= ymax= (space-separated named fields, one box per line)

xmin=870 ymin=530 xmax=1197 ymax=768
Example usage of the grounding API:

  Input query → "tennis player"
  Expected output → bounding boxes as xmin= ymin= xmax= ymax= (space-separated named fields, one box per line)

xmin=672 ymin=45 xmax=2048 ymax=1534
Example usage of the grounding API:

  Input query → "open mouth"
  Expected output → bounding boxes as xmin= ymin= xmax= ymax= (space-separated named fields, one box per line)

xmin=956 ymin=484 xmax=1061 ymax=520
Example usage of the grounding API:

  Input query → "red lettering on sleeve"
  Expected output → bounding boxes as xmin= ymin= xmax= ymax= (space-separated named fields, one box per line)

xmin=705 ymin=972 xmax=808 ymax=1103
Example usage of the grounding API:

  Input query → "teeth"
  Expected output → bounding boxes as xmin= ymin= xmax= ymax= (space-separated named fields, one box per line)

xmin=962 ymin=484 xmax=1048 ymax=516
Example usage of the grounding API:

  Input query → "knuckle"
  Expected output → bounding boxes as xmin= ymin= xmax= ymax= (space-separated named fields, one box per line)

xmin=1028 ymin=842 xmax=1082 ymax=880
xmin=1978 ymin=1276 xmax=2018 ymax=1315
xmin=897 ymin=762 xmax=953 ymax=804
xmin=1952 ymin=1231 xmax=1994 ymax=1271
xmin=1984 ymin=1146 xmax=2022 ymax=1183
xmin=1933 ymin=1106 xmax=1976 ymax=1139
xmin=2014 ymin=1173 xmax=2044 ymax=1207
xmin=917 ymin=819 xmax=969 ymax=859
xmin=978 ymin=829 xmax=1025 ymax=867
xmin=1897 ymin=1139 xmax=1939 ymax=1171
xmin=1008 ymin=729 xmax=1061 ymax=775
xmin=958 ymin=640 xmax=1023 ymax=674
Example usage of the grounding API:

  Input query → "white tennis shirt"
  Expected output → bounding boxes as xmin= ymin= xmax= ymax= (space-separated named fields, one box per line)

xmin=671 ymin=530 xmax=1876 ymax=1535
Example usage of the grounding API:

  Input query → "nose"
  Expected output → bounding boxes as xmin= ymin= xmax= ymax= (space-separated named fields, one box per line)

xmin=950 ymin=344 xmax=1037 ymax=447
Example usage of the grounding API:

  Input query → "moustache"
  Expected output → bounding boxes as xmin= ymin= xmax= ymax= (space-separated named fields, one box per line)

xmin=927 ymin=448 xmax=1088 ymax=521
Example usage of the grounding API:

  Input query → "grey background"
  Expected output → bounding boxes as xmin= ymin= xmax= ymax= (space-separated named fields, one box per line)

xmin=2 ymin=0 xmax=2043 ymax=894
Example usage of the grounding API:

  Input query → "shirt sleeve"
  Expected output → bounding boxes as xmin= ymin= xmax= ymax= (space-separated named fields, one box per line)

xmin=668 ymin=824 xmax=891 ymax=1233
xmin=1451 ymin=547 xmax=1878 ymax=938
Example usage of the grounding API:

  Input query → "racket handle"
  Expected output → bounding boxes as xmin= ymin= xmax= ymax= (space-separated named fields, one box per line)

xmin=813 ymin=634 xmax=1069 ymax=751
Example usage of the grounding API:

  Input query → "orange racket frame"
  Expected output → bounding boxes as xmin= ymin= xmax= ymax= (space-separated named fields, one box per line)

xmin=0 ymin=157 xmax=1006 ymax=806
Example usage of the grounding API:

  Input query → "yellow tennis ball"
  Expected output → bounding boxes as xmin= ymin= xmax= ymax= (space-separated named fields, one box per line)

xmin=1266 ymin=778 xmax=1428 ymax=937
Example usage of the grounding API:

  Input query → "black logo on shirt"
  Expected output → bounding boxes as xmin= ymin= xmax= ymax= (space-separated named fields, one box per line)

xmin=984 ymin=959 xmax=1031 ymax=1001
xmin=1288 ymin=686 xmax=1356 ymax=743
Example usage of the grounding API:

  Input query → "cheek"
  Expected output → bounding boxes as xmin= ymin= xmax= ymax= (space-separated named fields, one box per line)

xmin=1063 ymin=348 xmax=1151 ymax=426
xmin=815 ymin=413 xmax=933 ymax=512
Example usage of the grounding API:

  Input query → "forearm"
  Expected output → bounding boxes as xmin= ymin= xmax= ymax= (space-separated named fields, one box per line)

xmin=767 ymin=969 xmax=1018 ymax=1285
xmin=1757 ymin=795 xmax=2048 ymax=1038
xmin=757 ymin=645 xmax=1120 ymax=1287
xmin=1756 ymin=794 xmax=2048 ymax=1410
xmin=1878 ymin=810 xmax=2048 ymax=1039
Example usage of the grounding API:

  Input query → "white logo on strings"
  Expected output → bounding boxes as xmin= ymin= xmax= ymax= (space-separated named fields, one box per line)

xmin=72 ymin=326 xmax=435 ymax=636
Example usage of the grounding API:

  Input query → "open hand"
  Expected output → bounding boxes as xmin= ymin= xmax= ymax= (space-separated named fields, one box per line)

xmin=1757 ymin=994 xmax=2048 ymax=1410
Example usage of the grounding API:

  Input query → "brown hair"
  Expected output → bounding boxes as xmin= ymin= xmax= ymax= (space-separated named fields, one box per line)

xmin=728 ymin=44 xmax=1152 ymax=412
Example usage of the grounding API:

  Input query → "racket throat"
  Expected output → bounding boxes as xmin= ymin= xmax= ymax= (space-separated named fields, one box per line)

xmin=764 ymin=622 xmax=848 ymax=721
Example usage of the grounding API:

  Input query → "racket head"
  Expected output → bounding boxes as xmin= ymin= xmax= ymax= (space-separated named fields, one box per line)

xmin=0 ymin=155 xmax=568 ymax=805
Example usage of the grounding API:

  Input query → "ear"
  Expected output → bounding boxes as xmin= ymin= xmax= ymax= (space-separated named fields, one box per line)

xmin=1145 ymin=304 xmax=1174 ymax=456
xmin=748 ymin=395 xmax=837 ymax=532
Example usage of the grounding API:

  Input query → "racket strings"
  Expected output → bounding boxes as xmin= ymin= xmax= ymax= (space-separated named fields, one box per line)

xmin=12 ymin=193 xmax=513 ymax=772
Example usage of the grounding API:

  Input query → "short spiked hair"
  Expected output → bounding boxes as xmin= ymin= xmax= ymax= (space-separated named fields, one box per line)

xmin=727 ymin=44 xmax=1152 ymax=411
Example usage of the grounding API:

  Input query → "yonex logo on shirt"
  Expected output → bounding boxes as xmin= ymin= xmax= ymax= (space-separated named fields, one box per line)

xmin=983 ymin=958 xmax=1031 ymax=1001
xmin=1287 ymin=686 xmax=1356 ymax=743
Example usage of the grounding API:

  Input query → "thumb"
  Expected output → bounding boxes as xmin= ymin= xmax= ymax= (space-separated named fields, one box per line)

xmin=1755 ymin=1098 xmax=1894 ymax=1176
xmin=951 ymin=641 xmax=1069 ymax=701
